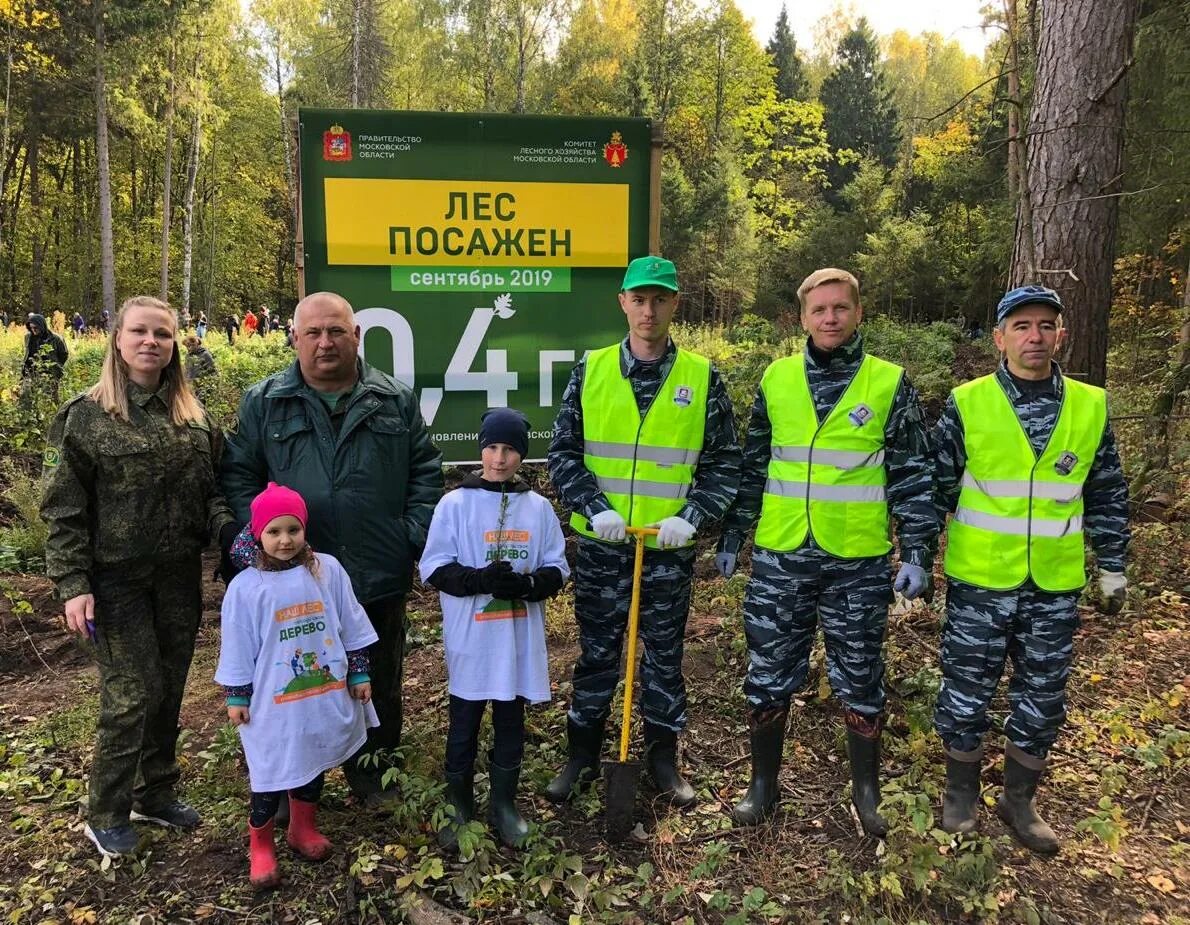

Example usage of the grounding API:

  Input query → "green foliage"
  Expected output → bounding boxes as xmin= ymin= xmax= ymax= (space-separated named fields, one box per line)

xmin=820 ymin=18 xmax=902 ymax=188
xmin=766 ymin=4 xmax=808 ymax=101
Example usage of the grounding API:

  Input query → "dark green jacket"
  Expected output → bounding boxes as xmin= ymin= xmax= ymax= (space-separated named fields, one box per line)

xmin=220 ymin=359 xmax=443 ymax=603
xmin=41 ymin=383 xmax=235 ymax=601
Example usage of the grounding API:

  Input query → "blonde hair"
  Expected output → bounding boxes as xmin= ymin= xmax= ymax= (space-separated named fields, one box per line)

xmin=257 ymin=543 xmax=321 ymax=579
xmin=797 ymin=268 xmax=861 ymax=310
xmin=87 ymin=296 xmax=207 ymax=426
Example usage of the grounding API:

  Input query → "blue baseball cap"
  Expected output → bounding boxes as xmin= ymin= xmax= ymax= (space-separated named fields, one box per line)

xmin=996 ymin=285 xmax=1063 ymax=324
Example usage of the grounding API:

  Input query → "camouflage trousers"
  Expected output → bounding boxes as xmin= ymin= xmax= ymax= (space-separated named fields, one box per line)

xmin=88 ymin=557 xmax=203 ymax=830
xmin=742 ymin=545 xmax=892 ymax=717
xmin=934 ymin=579 xmax=1080 ymax=759
xmin=567 ymin=537 xmax=694 ymax=733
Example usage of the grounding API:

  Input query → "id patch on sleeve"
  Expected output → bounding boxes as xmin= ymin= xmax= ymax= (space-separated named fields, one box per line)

xmin=43 ymin=446 xmax=61 ymax=469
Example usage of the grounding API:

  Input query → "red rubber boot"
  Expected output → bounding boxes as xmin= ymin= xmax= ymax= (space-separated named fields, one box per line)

xmin=286 ymin=796 xmax=332 ymax=860
xmin=248 ymin=819 xmax=280 ymax=889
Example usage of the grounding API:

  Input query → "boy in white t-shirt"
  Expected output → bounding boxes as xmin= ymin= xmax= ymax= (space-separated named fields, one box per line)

xmin=420 ymin=409 xmax=569 ymax=849
xmin=216 ymin=483 xmax=379 ymax=889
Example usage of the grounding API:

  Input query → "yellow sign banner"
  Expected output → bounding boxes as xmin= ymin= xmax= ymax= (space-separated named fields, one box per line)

xmin=324 ymin=178 xmax=629 ymax=267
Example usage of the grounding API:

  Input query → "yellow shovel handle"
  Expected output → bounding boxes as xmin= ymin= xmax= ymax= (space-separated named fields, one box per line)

xmin=619 ymin=527 xmax=658 ymax=762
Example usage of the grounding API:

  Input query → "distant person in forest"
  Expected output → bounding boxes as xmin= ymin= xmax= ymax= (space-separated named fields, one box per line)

xmin=196 ymin=313 xmax=208 ymax=340
xmin=216 ymin=482 xmax=378 ymax=889
xmin=243 ymin=309 xmax=259 ymax=338
xmin=932 ymin=285 xmax=1130 ymax=853
xmin=183 ymin=334 xmax=216 ymax=383
xmin=224 ymin=313 xmax=240 ymax=345
xmin=22 ymin=312 xmax=69 ymax=405
xmin=40 ymin=295 xmax=235 ymax=859
xmin=100 ymin=308 xmax=111 ymax=333
xmin=71 ymin=312 xmax=86 ymax=338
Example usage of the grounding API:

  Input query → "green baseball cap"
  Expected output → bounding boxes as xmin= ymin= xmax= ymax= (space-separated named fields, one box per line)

xmin=621 ymin=256 xmax=679 ymax=292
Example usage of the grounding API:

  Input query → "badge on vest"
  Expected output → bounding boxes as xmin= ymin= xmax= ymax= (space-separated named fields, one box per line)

xmin=673 ymin=385 xmax=693 ymax=407
xmin=1054 ymin=451 xmax=1078 ymax=476
xmin=848 ymin=403 xmax=874 ymax=427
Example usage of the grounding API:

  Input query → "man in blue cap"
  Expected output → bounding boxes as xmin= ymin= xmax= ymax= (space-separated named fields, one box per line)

xmin=545 ymin=256 xmax=741 ymax=807
xmin=931 ymin=285 xmax=1130 ymax=853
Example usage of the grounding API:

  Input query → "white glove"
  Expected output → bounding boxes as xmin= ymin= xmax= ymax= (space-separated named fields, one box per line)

xmin=590 ymin=509 xmax=627 ymax=543
xmin=1098 ymin=570 xmax=1126 ymax=615
xmin=654 ymin=516 xmax=696 ymax=549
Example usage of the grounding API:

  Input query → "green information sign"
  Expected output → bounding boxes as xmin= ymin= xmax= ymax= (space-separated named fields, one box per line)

xmin=298 ymin=109 xmax=653 ymax=462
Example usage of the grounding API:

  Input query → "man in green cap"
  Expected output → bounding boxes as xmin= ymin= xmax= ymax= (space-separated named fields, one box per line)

xmin=545 ymin=256 xmax=741 ymax=806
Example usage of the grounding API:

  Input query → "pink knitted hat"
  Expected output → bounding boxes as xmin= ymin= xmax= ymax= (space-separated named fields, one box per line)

xmin=250 ymin=482 xmax=308 ymax=540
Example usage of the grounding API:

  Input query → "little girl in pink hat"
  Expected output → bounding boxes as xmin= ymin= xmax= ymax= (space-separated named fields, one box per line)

xmin=215 ymin=482 xmax=379 ymax=889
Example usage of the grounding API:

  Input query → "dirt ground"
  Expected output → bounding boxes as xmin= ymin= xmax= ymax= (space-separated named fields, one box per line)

xmin=0 ymin=539 xmax=1187 ymax=924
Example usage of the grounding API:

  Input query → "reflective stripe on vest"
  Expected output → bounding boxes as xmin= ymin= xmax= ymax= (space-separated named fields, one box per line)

xmin=569 ymin=344 xmax=710 ymax=549
xmin=754 ymin=352 xmax=903 ymax=556
xmin=943 ymin=373 xmax=1106 ymax=592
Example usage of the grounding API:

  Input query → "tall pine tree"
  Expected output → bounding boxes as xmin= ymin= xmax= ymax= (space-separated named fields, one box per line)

xmin=819 ymin=18 xmax=901 ymax=192
xmin=766 ymin=4 xmax=807 ymax=101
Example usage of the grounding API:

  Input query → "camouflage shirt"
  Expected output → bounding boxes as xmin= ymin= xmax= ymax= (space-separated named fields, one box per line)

xmin=931 ymin=360 xmax=1130 ymax=572
xmin=41 ymin=382 xmax=235 ymax=600
xmin=547 ymin=336 xmax=741 ymax=530
xmin=721 ymin=332 xmax=938 ymax=567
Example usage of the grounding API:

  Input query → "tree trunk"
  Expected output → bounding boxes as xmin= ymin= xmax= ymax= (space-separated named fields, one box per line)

xmin=160 ymin=37 xmax=176 ymax=300
xmin=1003 ymin=0 xmax=1034 ymax=277
xmin=1009 ymin=0 xmax=1142 ymax=385
xmin=94 ymin=0 xmax=116 ymax=315
xmin=181 ymin=93 xmax=201 ymax=322
xmin=1131 ymin=253 xmax=1190 ymax=504
xmin=29 ymin=124 xmax=42 ymax=314
xmin=0 ymin=16 xmax=12 ymax=260
xmin=351 ymin=0 xmax=361 ymax=107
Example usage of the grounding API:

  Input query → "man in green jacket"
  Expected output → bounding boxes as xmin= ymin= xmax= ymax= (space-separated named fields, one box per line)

xmin=221 ymin=291 xmax=444 ymax=801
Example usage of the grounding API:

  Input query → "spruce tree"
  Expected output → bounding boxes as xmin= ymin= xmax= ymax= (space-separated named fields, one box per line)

xmin=766 ymin=5 xmax=808 ymax=101
xmin=819 ymin=17 xmax=901 ymax=191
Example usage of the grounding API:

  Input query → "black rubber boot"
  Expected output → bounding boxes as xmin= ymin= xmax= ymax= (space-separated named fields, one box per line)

xmin=942 ymin=748 xmax=982 ymax=835
xmin=437 ymin=770 xmax=475 ymax=851
xmin=644 ymin=722 xmax=696 ymax=808
xmin=731 ymin=708 xmax=788 ymax=827
xmin=996 ymin=746 xmax=1059 ymax=854
xmin=544 ymin=717 xmax=604 ymax=804
xmin=845 ymin=712 xmax=888 ymax=837
xmin=487 ymin=761 xmax=529 ymax=848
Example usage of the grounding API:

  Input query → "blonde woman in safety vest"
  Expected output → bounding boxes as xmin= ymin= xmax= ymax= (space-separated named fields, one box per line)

xmin=932 ymin=285 xmax=1130 ymax=853
xmin=544 ymin=256 xmax=742 ymax=807
xmin=715 ymin=268 xmax=938 ymax=835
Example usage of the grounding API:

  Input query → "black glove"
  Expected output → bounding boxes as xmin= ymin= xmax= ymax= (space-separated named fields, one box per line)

xmin=489 ymin=567 xmax=534 ymax=600
xmin=522 ymin=566 xmax=566 ymax=602
xmin=476 ymin=560 xmax=514 ymax=595
xmin=215 ymin=522 xmax=244 ymax=586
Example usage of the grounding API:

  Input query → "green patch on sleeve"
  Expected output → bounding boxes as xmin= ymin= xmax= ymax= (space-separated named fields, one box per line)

xmin=42 ymin=446 xmax=61 ymax=469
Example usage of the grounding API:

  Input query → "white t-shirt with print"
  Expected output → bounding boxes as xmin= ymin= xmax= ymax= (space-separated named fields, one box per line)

xmin=419 ymin=486 xmax=569 ymax=703
xmin=215 ymin=553 xmax=380 ymax=793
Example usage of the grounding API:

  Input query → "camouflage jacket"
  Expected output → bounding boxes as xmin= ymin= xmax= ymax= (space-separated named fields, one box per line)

xmin=547 ymin=336 xmax=741 ymax=530
xmin=721 ymin=333 xmax=938 ymax=567
xmin=41 ymin=383 xmax=235 ymax=600
xmin=932 ymin=361 xmax=1130 ymax=573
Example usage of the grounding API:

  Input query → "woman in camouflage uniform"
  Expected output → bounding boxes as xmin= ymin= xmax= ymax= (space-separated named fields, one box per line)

xmin=40 ymin=296 xmax=236 ymax=858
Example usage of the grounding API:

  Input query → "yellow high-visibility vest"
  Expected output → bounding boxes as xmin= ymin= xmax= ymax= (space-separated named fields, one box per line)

xmin=755 ymin=352 xmax=903 ymax=557
xmin=570 ymin=344 xmax=709 ymax=549
xmin=943 ymin=373 xmax=1106 ymax=592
